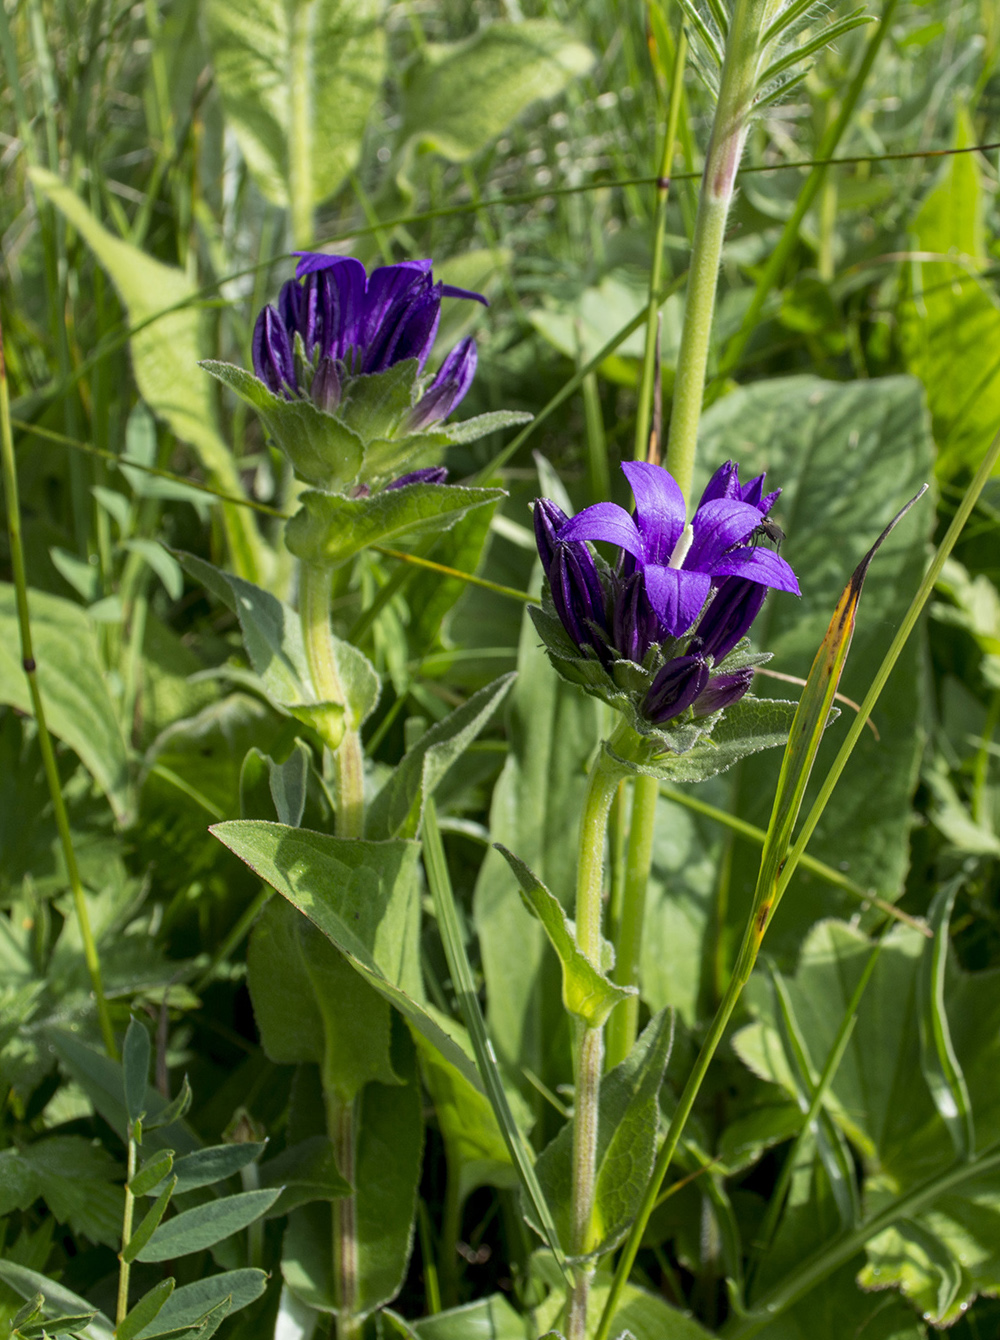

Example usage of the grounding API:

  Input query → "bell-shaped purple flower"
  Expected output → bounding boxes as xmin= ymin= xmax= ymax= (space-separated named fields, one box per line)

xmin=251 ymin=253 xmax=487 ymax=423
xmin=404 ymin=338 xmax=478 ymax=432
xmin=695 ymin=578 xmax=767 ymax=662
xmin=560 ymin=460 xmax=798 ymax=638
xmin=693 ymin=666 xmax=755 ymax=716
xmin=642 ymin=655 xmax=711 ymax=724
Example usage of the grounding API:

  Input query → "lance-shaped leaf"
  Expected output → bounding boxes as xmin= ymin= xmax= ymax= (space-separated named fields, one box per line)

xmin=204 ymin=0 xmax=385 ymax=216
xmin=366 ymin=673 xmax=516 ymax=840
xmin=135 ymin=1187 xmax=281 ymax=1263
xmin=210 ymin=821 xmax=484 ymax=1094
xmin=528 ymin=1012 xmax=674 ymax=1259
xmin=496 ymin=846 xmax=635 ymax=1029
xmin=0 ymin=1263 xmax=113 ymax=1339
xmin=115 ymin=1278 xmax=174 ymax=1340
xmin=746 ymin=487 xmax=929 ymax=947
xmin=28 ymin=169 xmax=261 ymax=580
xmin=132 ymin=1272 xmax=267 ymax=1337
xmin=285 ymin=483 xmax=506 ymax=569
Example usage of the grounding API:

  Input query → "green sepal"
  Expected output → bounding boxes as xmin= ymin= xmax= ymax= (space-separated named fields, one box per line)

xmin=496 ymin=846 xmax=635 ymax=1028
xmin=285 ymin=483 xmax=506 ymax=569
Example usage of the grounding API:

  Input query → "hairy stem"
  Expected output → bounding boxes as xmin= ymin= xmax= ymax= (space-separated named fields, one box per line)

xmin=606 ymin=773 xmax=658 ymax=1069
xmin=328 ymin=1093 xmax=360 ymax=1340
xmin=116 ymin=1130 xmax=137 ymax=1323
xmin=0 ymin=313 xmax=116 ymax=1058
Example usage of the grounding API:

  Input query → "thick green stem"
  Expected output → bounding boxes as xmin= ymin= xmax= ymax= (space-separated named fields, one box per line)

xmin=328 ymin=1093 xmax=360 ymax=1340
xmin=666 ymin=0 xmax=759 ymax=504
xmin=606 ymin=773 xmax=658 ymax=1069
xmin=116 ymin=1130 xmax=137 ymax=1323
xmin=0 ymin=316 xmax=116 ymax=1058
xmin=567 ymin=739 xmax=628 ymax=1336
xmin=300 ymin=563 xmax=364 ymax=838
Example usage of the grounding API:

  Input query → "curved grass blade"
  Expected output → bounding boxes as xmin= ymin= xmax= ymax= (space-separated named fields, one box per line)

xmin=918 ymin=878 xmax=974 ymax=1160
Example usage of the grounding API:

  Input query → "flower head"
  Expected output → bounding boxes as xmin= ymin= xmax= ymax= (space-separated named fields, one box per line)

xmin=252 ymin=253 xmax=487 ymax=427
xmin=530 ymin=460 xmax=799 ymax=744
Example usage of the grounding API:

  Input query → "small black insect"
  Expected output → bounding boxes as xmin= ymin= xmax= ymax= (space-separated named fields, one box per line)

xmin=750 ymin=516 xmax=785 ymax=550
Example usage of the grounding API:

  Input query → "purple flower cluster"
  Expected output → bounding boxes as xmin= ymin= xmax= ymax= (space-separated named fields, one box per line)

xmin=533 ymin=460 xmax=799 ymax=725
xmin=252 ymin=253 xmax=486 ymax=432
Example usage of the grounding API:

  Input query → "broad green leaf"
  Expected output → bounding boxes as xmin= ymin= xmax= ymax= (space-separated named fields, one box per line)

xmin=405 ymin=497 xmax=499 ymax=654
xmin=28 ymin=168 xmax=261 ymax=581
xmin=0 ymin=1262 xmax=114 ymax=1339
xmin=123 ymin=1017 xmax=152 ymax=1124
xmin=0 ymin=1137 xmax=124 ymax=1249
xmin=204 ymin=0 xmax=385 ymax=215
xmin=366 ymin=673 xmax=515 ymax=839
xmin=178 ymin=552 xmax=378 ymax=732
xmin=698 ymin=375 xmax=934 ymax=956
xmin=497 ymin=847 xmax=635 ymax=1028
xmin=248 ymin=896 xmax=400 ymax=1101
xmin=530 ymin=1013 xmax=674 ymax=1258
xmin=531 ymin=1251 xmax=712 ymax=1339
xmin=399 ymin=22 xmax=593 ymax=161
xmin=0 ymin=584 xmax=130 ymax=823
xmin=116 ymin=1280 xmax=174 ymax=1340
xmin=136 ymin=1187 xmax=280 ymax=1263
xmin=282 ymin=1064 xmax=423 ymax=1318
xmin=412 ymin=1295 xmax=528 ymax=1338
xmin=898 ymin=109 xmax=1000 ymax=481
xmin=473 ymin=592 xmax=602 ymax=1119
xmin=210 ymin=821 xmax=482 ymax=1093
xmin=169 ymin=1142 xmax=266 ymax=1194
xmin=132 ymin=1272 xmax=267 ymax=1338
xmin=285 ymin=484 xmax=506 ymax=569
xmin=258 ymin=1135 xmax=351 ymax=1215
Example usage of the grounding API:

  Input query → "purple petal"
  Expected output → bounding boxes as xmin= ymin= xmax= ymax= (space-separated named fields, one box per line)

xmin=294 ymin=251 xmax=379 ymax=280
xmin=760 ymin=488 xmax=781 ymax=516
xmin=386 ymin=467 xmax=449 ymax=490
xmin=406 ymin=337 xmax=478 ymax=431
xmin=611 ymin=570 xmax=663 ymax=663
xmin=699 ymin=461 xmax=740 ymax=506
xmin=252 ymin=305 xmax=296 ymax=397
xmin=620 ymin=460 xmax=687 ymax=564
xmin=551 ymin=545 xmax=608 ymax=660
xmin=710 ymin=546 xmax=801 ymax=595
xmin=319 ymin=261 xmax=366 ymax=363
xmin=384 ymin=288 xmax=442 ymax=371
xmin=686 ymin=499 xmax=766 ymax=571
xmin=440 ymin=282 xmax=489 ymax=306
xmin=561 ymin=503 xmax=646 ymax=562
xmin=695 ymin=578 xmax=766 ymax=661
xmin=533 ymin=497 xmax=570 ymax=573
xmin=642 ymin=655 xmax=711 ymax=724
xmin=642 ymin=566 xmax=711 ymax=637
xmin=362 ymin=266 xmax=436 ymax=372
xmin=695 ymin=667 xmax=754 ymax=716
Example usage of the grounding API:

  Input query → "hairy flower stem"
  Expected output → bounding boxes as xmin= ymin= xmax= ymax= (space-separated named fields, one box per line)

xmin=300 ymin=562 xmax=365 ymax=1339
xmin=568 ymin=732 xmax=630 ymax=1338
xmin=666 ymin=0 xmax=760 ymax=505
xmin=0 ymin=314 xmax=116 ymax=1059
xmin=607 ymin=27 xmax=688 ymax=1075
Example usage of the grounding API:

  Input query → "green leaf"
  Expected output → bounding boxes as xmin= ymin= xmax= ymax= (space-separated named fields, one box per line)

xmin=132 ymin=1272 xmax=267 ymax=1338
xmin=285 ymin=484 xmax=506 ymax=569
xmin=169 ymin=1143 xmax=266 ymax=1194
xmin=496 ymin=847 xmax=635 ymax=1028
xmin=405 ymin=498 xmax=499 ymax=654
xmin=177 ymin=552 xmax=378 ymax=732
xmin=530 ymin=1251 xmax=712 ymax=1339
xmin=918 ymin=881 xmax=974 ymax=1160
xmin=198 ymin=361 xmax=365 ymax=490
xmin=123 ymin=1017 xmax=152 ymax=1125
xmin=698 ymin=374 xmax=934 ymax=956
xmin=258 ymin=1135 xmax=351 ymax=1215
xmin=204 ymin=0 xmax=385 ymax=212
xmin=366 ymin=673 xmax=516 ymax=839
xmin=123 ymin=1176 xmax=178 ymax=1264
xmin=27 ymin=169 xmax=261 ymax=581
xmin=10 ymin=1294 xmax=44 ymax=1329
xmin=130 ymin=1150 xmax=175 ymax=1198
xmin=0 ymin=1263 xmax=114 ymax=1339
xmin=411 ymin=1295 xmax=528 ymax=1338
xmin=282 ymin=1056 xmax=423 ymax=1318
xmin=136 ymin=1187 xmax=281 ymax=1263
xmin=248 ymin=896 xmax=401 ymax=1101
xmin=211 ymin=821 xmax=483 ymax=1094
xmin=399 ymin=21 xmax=593 ymax=161
xmin=0 ymin=584 xmax=130 ymax=823
xmin=116 ymin=1280 xmax=174 ymax=1340
xmin=531 ymin=1014 xmax=674 ymax=1258
xmin=473 ymin=594 xmax=602 ymax=1114
xmin=145 ymin=1078 xmax=194 ymax=1133
xmin=0 ymin=1137 xmax=125 ymax=1250
xmin=439 ymin=410 xmax=533 ymax=446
